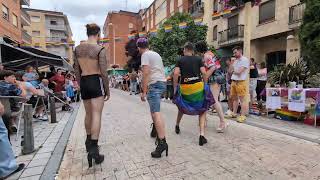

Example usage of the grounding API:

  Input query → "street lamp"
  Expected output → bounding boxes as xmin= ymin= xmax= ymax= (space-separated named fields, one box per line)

xmin=108 ymin=23 xmax=116 ymax=65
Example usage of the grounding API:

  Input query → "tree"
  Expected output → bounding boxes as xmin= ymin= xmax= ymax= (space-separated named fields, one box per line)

xmin=149 ymin=13 xmax=208 ymax=66
xmin=299 ymin=0 xmax=320 ymax=73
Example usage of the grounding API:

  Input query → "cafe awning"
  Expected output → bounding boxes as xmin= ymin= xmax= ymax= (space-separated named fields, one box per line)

xmin=0 ymin=41 xmax=73 ymax=71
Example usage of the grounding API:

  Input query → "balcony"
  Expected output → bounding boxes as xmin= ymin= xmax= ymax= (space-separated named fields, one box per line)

xmin=46 ymin=37 xmax=67 ymax=42
xmin=47 ymin=24 xmax=67 ymax=32
xmin=21 ymin=9 xmax=31 ymax=26
xmin=289 ymin=3 xmax=305 ymax=29
xmin=218 ymin=25 xmax=244 ymax=47
xmin=22 ymin=30 xmax=32 ymax=44
xmin=188 ymin=0 xmax=204 ymax=18
xmin=20 ymin=0 xmax=30 ymax=6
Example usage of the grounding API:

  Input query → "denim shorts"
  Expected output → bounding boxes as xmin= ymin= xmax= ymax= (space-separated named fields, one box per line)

xmin=147 ymin=81 xmax=166 ymax=113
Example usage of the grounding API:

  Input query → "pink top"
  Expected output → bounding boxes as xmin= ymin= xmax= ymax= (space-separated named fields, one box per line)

xmin=258 ymin=68 xmax=267 ymax=81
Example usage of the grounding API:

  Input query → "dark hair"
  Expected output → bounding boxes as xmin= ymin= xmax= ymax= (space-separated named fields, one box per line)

xmin=184 ymin=42 xmax=194 ymax=51
xmin=260 ymin=62 xmax=266 ymax=69
xmin=232 ymin=46 xmax=242 ymax=52
xmin=195 ymin=41 xmax=208 ymax=53
xmin=250 ymin=58 xmax=255 ymax=62
xmin=136 ymin=38 xmax=149 ymax=49
xmin=86 ymin=23 xmax=101 ymax=36
xmin=0 ymin=70 xmax=16 ymax=80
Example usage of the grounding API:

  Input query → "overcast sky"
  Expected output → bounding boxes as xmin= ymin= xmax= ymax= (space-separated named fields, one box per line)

xmin=30 ymin=0 xmax=153 ymax=44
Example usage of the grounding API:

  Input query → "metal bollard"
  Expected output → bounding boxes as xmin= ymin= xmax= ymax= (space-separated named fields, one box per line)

xmin=50 ymin=97 xmax=57 ymax=123
xmin=22 ymin=104 xmax=34 ymax=155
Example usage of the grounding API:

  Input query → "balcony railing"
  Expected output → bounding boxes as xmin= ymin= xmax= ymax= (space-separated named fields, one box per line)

xmin=20 ymin=0 xmax=30 ymax=6
xmin=188 ymin=0 xmax=204 ymax=17
xmin=218 ymin=25 xmax=244 ymax=46
xmin=22 ymin=30 xmax=32 ymax=44
xmin=289 ymin=3 xmax=305 ymax=28
xmin=21 ymin=9 xmax=31 ymax=26
xmin=46 ymin=37 xmax=67 ymax=42
xmin=47 ymin=24 xmax=67 ymax=31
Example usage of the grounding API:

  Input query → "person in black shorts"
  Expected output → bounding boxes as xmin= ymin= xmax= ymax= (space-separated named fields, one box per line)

xmin=74 ymin=23 xmax=110 ymax=168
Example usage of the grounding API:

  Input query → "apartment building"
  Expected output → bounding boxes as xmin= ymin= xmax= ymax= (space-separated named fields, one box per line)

xmin=23 ymin=8 xmax=73 ymax=63
xmin=141 ymin=0 xmax=192 ymax=32
xmin=103 ymin=10 xmax=142 ymax=68
xmin=202 ymin=0 xmax=304 ymax=69
xmin=0 ymin=0 xmax=31 ymax=44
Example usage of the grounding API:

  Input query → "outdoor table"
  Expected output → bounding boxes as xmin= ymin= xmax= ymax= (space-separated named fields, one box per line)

xmin=263 ymin=88 xmax=320 ymax=127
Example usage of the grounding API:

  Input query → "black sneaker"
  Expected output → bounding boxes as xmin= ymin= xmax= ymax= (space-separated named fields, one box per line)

xmin=175 ymin=125 xmax=180 ymax=134
xmin=150 ymin=123 xmax=157 ymax=138
xmin=4 ymin=163 xmax=25 ymax=179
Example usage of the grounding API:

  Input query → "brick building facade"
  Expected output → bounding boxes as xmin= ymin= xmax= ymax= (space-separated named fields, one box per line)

xmin=0 ymin=0 xmax=30 ymax=43
xmin=103 ymin=10 xmax=142 ymax=68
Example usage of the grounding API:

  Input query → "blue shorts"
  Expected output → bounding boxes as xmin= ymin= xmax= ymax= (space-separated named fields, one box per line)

xmin=147 ymin=81 xmax=166 ymax=113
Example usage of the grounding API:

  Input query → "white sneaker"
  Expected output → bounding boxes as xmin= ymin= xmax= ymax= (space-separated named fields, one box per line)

xmin=225 ymin=110 xmax=233 ymax=116
xmin=39 ymin=116 xmax=48 ymax=121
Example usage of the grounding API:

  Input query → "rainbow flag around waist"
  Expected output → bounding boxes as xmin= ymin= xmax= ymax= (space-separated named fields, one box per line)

xmin=173 ymin=82 xmax=214 ymax=115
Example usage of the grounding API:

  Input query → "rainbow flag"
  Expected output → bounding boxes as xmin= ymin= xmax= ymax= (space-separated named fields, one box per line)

xmin=194 ymin=18 xmax=204 ymax=26
xmin=164 ymin=26 xmax=173 ymax=32
xmin=173 ymin=82 xmax=215 ymax=115
xmin=222 ymin=8 xmax=231 ymax=15
xmin=99 ymin=38 xmax=110 ymax=43
xmin=149 ymin=29 xmax=157 ymax=36
xmin=139 ymin=32 xmax=146 ymax=37
xmin=128 ymin=34 xmax=135 ymax=39
xmin=179 ymin=22 xmax=188 ymax=29
xmin=212 ymin=12 xmax=221 ymax=17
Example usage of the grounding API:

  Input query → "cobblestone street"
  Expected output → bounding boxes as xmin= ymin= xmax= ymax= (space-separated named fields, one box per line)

xmin=58 ymin=89 xmax=320 ymax=180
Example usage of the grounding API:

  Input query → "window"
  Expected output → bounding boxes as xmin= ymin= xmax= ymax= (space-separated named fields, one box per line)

xmin=12 ymin=14 xmax=18 ymax=27
xmin=31 ymin=16 xmax=40 ymax=22
xmin=213 ymin=26 xmax=217 ymax=41
xmin=2 ymin=4 xmax=9 ymax=21
xmin=259 ymin=0 xmax=275 ymax=24
xmin=32 ymin=31 xmax=40 ymax=37
xmin=50 ymin=20 xmax=57 ymax=25
xmin=213 ymin=0 xmax=219 ymax=13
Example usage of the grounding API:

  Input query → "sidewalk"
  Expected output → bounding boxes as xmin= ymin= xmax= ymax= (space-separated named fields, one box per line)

xmin=7 ymin=102 xmax=80 ymax=180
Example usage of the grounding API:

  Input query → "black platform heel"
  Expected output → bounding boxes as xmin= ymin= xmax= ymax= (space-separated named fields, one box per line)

xmin=87 ymin=140 xmax=104 ymax=168
xmin=151 ymin=138 xmax=168 ymax=158
xmin=85 ymin=135 xmax=91 ymax=152
xmin=199 ymin=135 xmax=207 ymax=146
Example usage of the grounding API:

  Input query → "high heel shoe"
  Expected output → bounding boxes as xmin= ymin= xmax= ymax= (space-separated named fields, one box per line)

xmin=150 ymin=123 xmax=157 ymax=138
xmin=85 ymin=135 xmax=91 ymax=152
xmin=87 ymin=140 xmax=104 ymax=168
xmin=151 ymin=138 xmax=168 ymax=158
xmin=216 ymin=122 xmax=229 ymax=133
xmin=175 ymin=125 xmax=180 ymax=134
xmin=199 ymin=135 xmax=207 ymax=146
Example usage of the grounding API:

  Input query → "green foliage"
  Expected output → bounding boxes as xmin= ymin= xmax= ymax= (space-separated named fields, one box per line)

xmin=267 ymin=60 xmax=320 ymax=87
xmin=299 ymin=0 xmax=320 ymax=73
xmin=149 ymin=13 xmax=208 ymax=66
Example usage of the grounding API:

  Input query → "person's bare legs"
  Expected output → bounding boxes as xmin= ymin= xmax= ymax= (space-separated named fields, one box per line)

xmin=90 ymin=96 xmax=105 ymax=140
xmin=228 ymin=94 xmax=233 ymax=112
xmin=176 ymin=110 xmax=183 ymax=126
xmin=211 ymin=84 xmax=226 ymax=129
xmin=151 ymin=112 xmax=165 ymax=139
xmin=239 ymin=96 xmax=247 ymax=116
xmin=199 ymin=112 xmax=206 ymax=136
xmin=232 ymin=96 xmax=239 ymax=115
xmin=83 ymin=100 xmax=92 ymax=135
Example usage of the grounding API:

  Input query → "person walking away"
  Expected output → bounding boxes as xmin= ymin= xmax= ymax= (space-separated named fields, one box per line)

xmin=129 ymin=70 xmax=138 ymax=95
xmin=74 ymin=23 xmax=110 ymax=167
xmin=225 ymin=57 xmax=236 ymax=116
xmin=138 ymin=37 xmax=168 ymax=158
xmin=173 ymin=42 xmax=213 ymax=145
xmin=249 ymin=58 xmax=259 ymax=112
xmin=166 ymin=72 xmax=174 ymax=100
xmin=227 ymin=46 xmax=250 ymax=123
xmin=0 ymin=102 xmax=25 ymax=179
xmin=256 ymin=62 xmax=267 ymax=102
xmin=194 ymin=41 xmax=227 ymax=133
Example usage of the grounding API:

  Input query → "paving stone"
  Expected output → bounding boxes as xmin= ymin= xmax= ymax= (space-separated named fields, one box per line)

xmin=20 ymin=166 xmax=45 ymax=178
xmin=27 ymin=158 xmax=49 ymax=168
xmin=19 ymin=175 xmax=41 ymax=180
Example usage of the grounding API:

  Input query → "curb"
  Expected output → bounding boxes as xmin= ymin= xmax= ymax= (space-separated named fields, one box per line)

xmin=40 ymin=104 xmax=80 ymax=180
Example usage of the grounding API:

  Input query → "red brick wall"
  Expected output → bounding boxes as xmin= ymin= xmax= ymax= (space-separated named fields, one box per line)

xmin=0 ymin=0 xmax=22 ymax=43
xmin=166 ymin=0 xmax=171 ymax=18
xmin=103 ymin=12 xmax=142 ymax=68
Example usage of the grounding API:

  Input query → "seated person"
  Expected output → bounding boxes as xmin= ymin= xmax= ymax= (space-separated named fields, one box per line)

xmin=0 ymin=101 xmax=25 ymax=179
xmin=49 ymin=69 xmax=65 ymax=93
xmin=39 ymin=79 xmax=53 ymax=96
xmin=20 ymin=80 xmax=47 ymax=120
xmin=22 ymin=66 xmax=39 ymax=88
